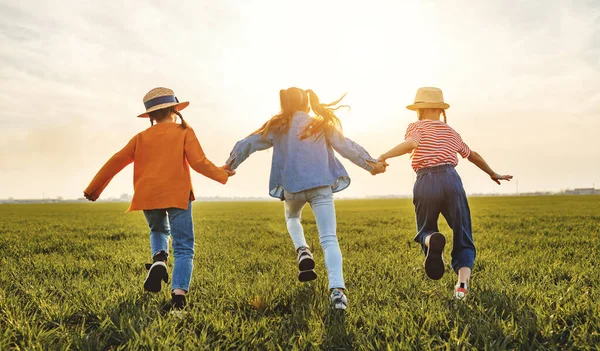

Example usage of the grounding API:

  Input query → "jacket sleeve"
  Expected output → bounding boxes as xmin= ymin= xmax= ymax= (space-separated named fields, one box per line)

xmin=84 ymin=135 xmax=137 ymax=200
xmin=185 ymin=128 xmax=229 ymax=184
xmin=225 ymin=133 xmax=273 ymax=170
xmin=328 ymin=128 xmax=377 ymax=172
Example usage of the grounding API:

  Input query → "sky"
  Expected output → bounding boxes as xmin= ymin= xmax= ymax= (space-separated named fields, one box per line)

xmin=0 ymin=0 xmax=598 ymax=200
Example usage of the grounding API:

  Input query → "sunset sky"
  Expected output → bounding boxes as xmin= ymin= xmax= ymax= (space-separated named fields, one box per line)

xmin=0 ymin=0 xmax=598 ymax=200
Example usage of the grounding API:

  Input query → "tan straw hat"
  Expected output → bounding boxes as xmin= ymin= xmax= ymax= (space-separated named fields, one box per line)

xmin=406 ymin=87 xmax=450 ymax=111
xmin=138 ymin=87 xmax=189 ymax=118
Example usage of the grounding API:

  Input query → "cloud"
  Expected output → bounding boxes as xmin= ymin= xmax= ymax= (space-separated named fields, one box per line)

xmin=0 ymin=0 xmax=598 ymax=198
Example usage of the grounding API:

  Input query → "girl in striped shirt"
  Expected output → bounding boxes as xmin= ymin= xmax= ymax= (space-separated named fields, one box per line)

xmin=378 ymin=87 xmax=512 ymax=299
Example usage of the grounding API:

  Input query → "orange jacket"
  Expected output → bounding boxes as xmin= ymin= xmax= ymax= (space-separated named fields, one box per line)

xmin=84 ymin=123 xmax=228 ymax=211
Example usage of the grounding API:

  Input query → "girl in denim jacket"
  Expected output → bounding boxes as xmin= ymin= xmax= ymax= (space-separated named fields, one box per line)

xmin=226 ymin=87 xmax=386 ymax=309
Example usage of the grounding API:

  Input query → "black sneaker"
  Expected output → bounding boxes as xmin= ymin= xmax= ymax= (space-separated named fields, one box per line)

xmin=424 ymin=232 xmax=446 ymax=280
xmin=298 ymin=269 xmax=318 ymax=282
xmin=297 ymin=247 xmax=317 ymax=282
xmin=297 ymin=247 xmax=316 ymax=271
xmin=171 ymin=294 xmax=186 ymax=309
xmin=144 ymin=251 xmax=169 ymax=293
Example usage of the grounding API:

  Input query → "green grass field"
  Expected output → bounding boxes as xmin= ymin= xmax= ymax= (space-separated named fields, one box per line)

xmin=1 ymin=196 xmax=599 ymax=350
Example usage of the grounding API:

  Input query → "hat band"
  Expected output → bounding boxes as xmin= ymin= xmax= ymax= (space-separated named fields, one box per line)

xmin=144 ymin=95 xmax=179 ymax=110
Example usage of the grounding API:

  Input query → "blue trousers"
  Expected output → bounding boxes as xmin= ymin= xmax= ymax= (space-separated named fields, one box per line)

xmin=413 ymin=165 xmax=476 ymax=272
xmin=143 ymin=201 xmax=194 ymax=292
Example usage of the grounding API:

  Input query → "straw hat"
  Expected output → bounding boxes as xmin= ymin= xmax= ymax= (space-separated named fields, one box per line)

xmin=138 ymin=87 xmax=189 ymax=118
xmin=406 ymin=87 xmax=450 ymax=111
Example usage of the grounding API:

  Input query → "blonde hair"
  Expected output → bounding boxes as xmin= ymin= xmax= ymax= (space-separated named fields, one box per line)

xmin=253 ymin=87 xmax=347 ymax=140
xmin=417 ymin=108 xmax=447 ymax=123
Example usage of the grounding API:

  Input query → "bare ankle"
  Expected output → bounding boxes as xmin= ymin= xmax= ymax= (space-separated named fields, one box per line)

xmin=172 ymin=288 xmax=186 ymax=296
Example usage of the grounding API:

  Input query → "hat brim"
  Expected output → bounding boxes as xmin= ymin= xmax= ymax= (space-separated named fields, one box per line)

xmin=138 ymin=101 xmax=190 ymax=118
xmin=406 ymin=102 xmax=449 ymax=111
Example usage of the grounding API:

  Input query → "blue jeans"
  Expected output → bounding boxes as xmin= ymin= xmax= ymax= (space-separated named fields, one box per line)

xmin=143 ymin=201 xmax=194 ymax=292
xmin=413 ymin=165 xmax=476 ymax=272
xmin=284 ymin=186 xmax=345 ymax=290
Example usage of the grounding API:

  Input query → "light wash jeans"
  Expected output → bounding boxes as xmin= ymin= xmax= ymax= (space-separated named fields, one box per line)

xmin=143 ymin=201 xmax=194 ymax=292
xmin=284 ymin=186 xmax=345 ymax=290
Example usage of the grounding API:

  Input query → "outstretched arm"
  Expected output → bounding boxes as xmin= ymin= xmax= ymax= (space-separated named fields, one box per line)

xmin=328 ymin=128 xmax=379 ymax=172
xmin=84 ymin=136 xmax=137 ymax=201
xmin=378 ymin=140 xmax=418 ymax=162
xmin=468 ymin=150 xmax=513 ymax=185
xmin=226 ymin=133 xmax=273 ymax=170
xmin=185 ymin=129 xmax=231 ymax=184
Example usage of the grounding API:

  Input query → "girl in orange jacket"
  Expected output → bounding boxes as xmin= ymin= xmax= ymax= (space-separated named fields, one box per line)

xmin=84 ymin=87 xmax=234 ymax=310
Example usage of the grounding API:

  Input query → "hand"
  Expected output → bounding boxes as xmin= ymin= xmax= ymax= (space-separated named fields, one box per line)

xmin=367 ymin=160 xmax=387 ymax=175
xmin=83 ymin=192 xmax=95 ymax=202
xmin=377 ymin=156 xmax=390 ymax=167
xmin=221 ymin=165 xmax=236 ymax=177
xmin=491 ymin=173 xmax=513 ymax=185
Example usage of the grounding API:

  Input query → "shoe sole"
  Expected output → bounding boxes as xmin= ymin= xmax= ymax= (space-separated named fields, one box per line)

xmin=144 ymin=262 xmax=167 ymax=293
xmin=298 ymin=269 xmax=317 ymax=282
xmin=298 ymin=256 xmax=315 ymax=271
xmin=424 ymin=232 xmax=446 ymax=280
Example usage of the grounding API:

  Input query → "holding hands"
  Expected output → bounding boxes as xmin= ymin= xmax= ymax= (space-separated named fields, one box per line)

xmin=367 ymin=159 xmax=389 ymax=176
xmin=221 ymin=165 xmax=236 ymax=177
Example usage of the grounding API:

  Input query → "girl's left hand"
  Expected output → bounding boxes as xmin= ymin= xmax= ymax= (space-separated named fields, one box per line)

xmin=491 ymin=173 xmax=513 ymax=185
xmin=83 ymin=192 xmax=95 ymax=201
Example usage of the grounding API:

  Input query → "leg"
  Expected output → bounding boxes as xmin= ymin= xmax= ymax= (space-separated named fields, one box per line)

xmin=143 ymin=209 xmax=170 ymax=257
xmin=284 ymin=191 xmax=317 ymax=281
xmin=413 ymin=174 xmax=443 ymax=253
xmin=307 ymin=187 xmax=344 ymax=290
xmin=441 ymin=171 xmax=476 ymax=278
xmin=168 ymin=202 xmax=194 ymax=295
xmin=142 ymin=209 xmax=170 ymax=292
xmin=413 ymin=172 xmax=446 ymax=280
xmin=284 ymin=191 xmax=309 ymax=250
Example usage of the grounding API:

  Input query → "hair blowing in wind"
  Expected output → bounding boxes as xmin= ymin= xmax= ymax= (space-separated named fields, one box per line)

xmin=252 ymin=87 xmax=348 ymax=140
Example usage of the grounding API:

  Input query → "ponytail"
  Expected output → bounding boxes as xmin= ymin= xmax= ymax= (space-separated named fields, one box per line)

xmin=442 ymin=110 xmax=447 ymax=123
xmin=174 ymin=110 xmax=188 ymax=129
xmin=300 ymin=89 xmax=346 ymax=140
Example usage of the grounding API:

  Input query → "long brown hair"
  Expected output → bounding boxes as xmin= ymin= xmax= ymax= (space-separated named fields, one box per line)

xmin=252 ymin=87 xmax=347 ymax=140
xmin=148 ymin=106 xmax=189 ymax=128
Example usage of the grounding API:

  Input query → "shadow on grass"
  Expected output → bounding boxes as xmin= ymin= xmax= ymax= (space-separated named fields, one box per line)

xmin=445 ymin=288 xmax=546 ymax=349
xmin=322 ymin=308 xmax=355 ymax=350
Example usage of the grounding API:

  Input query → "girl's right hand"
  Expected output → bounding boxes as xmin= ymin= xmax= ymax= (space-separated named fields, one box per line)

xmin=83 ymin=192 xmax=95 ymax=202
xmin=491 ymin=173 xmax=513 ymax=185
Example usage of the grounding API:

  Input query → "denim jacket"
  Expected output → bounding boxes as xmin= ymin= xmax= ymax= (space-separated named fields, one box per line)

xmin=226 ymin=111 xmax=377 ymax=199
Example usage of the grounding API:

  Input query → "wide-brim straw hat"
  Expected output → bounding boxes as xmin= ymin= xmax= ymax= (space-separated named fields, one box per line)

xmin=406 ymin=87 xmax=450 ymax=110
xmin=138 ymin=87 xmax=189 ymax=118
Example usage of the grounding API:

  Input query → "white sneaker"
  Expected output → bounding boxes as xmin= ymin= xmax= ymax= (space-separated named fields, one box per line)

xmin=454 ymin=283 xmax=468 ymax=300
xmin=330 ymin=289 xmax=348 ymax=310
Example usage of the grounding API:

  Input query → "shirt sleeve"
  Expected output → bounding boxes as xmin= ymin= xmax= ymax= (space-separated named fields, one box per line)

xmin=185 ymin=128 xmax=229 ymax=184
xmin=404 ymin=122 xmax=422 ymax=144
xmin=458 ymin=137 xmax=471 ymax=159
xmin=84 ymin=135 xmax=137 ymax=200
xmin=225 ymin=133 xmax=273 ymax=170
xmin=328 ymin=127 xmax=377 ymax=172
